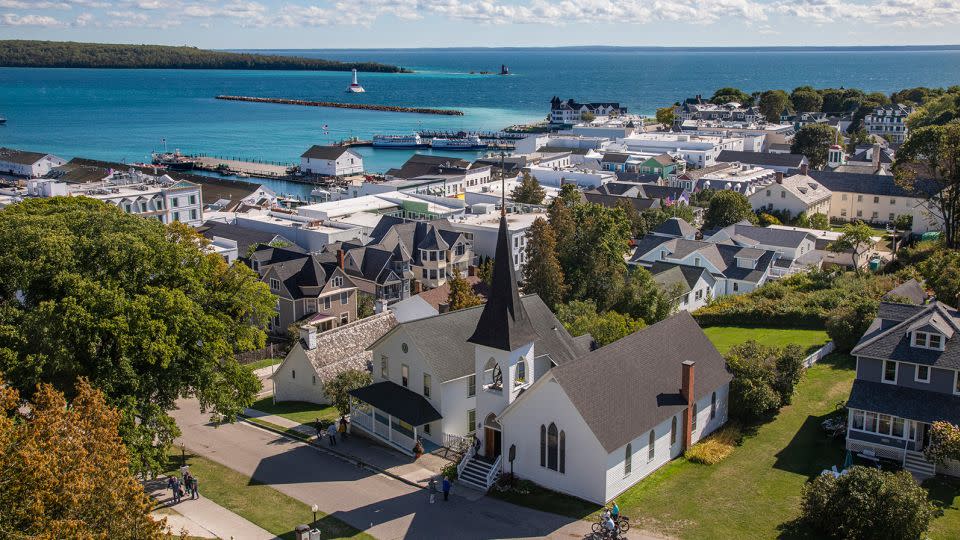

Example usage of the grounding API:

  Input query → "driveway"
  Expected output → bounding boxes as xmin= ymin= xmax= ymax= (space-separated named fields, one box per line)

xmin=172 ymin=399 xmax=622 ymax=540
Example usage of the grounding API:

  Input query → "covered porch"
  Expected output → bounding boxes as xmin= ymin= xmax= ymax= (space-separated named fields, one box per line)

xmin=349 ymin=381 xmax=442 ymax=456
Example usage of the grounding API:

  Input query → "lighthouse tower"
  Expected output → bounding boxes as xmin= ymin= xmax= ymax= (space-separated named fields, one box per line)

xmin=346 ymin=69 xmax=365 ymax=93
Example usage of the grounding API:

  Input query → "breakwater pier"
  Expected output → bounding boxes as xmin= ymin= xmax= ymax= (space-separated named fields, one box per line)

xmin=215 ymin=95 xmax=464 ymax=116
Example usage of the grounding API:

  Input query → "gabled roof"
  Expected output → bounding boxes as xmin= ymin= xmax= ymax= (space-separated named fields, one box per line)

xmin=198 ymin=221 xmax=286 ymax=257
xmin=552 ymin=311 xmax=731 ymax=453
xmin=649 ymin=262 xmax=712 ymax=295
xmin=601 ymin=152 xmax=631 ymax=164
xmin=807 ymin=170 xmax=940 ymax=198
xmin=851 ymin=301 xmax=960 ymax=369
xmin=632 ymin=236 xmax=775 ymax=283
xmin=258 ymin=247 xmax=345 ymax=299
xmin=286 ymin=311 xmax=398 ymax=384
xmin=387 ymin=154 xmax=473 ymax=179
xmin=301 ymin=145 xmax=353 ymax=160
xmin=713 ymin=223 xmax=814 ymax=249
xmin=468 ymin=215 xmax=539 ymax=351
xmin=716 ymin=150 xmax=806 ymax=168
xmin=385 ymin=294 xmax=587 ymax=383
xmin=0 ymin=147 xmax=54 ymax=166
xmin=883 ymin=279 xmax=928 ymax=305
xmin=652 ymin=217 xmax=697 ymax=239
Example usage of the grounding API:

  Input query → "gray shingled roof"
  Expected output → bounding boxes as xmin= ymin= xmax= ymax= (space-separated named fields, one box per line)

xmin=852 ymin=301 xmax=960 ymax=369
xmin=635 ymin=237 xmax=774 ymax=283
xmin=847 ymin=379 xmax=960 ymax=425
xmin=650 ymin=262 xmax=710 ymax=295
xmin=301 ymin=145 xmax=352 ymax=160
xmin=723 ymin=224 xmax=814 ymax=249
xmin=716 ymin=150 xmax=806 ymax=168
xmin=199 ymin=221 xmax=284 ymax=257
xmin=652 ymin=217 xmax=697 ymax=239
xmin=882 ymin=279 xmax=928 ymax=305
xmin=386 ymin=294 xmax=588 ymax=383
xmin=807 ymin=170 xmax=940 ymax=198
xmin=552 ymin=311 xmax=731 ymax=453
xmin=0 ymin=147 xmax=51 ymax=166
xmin=350 ymin=381 xmax=442 ymax=425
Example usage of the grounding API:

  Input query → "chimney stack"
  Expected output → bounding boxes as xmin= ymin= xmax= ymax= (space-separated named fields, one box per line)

xmin=337 ymin=249 xmax=345 ymax=270
xmin=871 ymin=143 xmax=881 ymax=171
xmin=299 ymin=325 xmax=318 ymax=350
xmin=775 ymin=171 xmax=784 ymax=184
xmin=681 ymin=360 xmax=696 ymax=451
xmin=412 ymin=280 xmax=423 ymax=295
xmin=439 ymin=302 xmax=450 ymax=314
xmin=799 ymin=162 xmax=809 ymax=176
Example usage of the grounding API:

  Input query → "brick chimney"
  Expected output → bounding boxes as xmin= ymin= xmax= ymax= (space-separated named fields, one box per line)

xmin=681 ymin=361 xmax=696 ymax=451
xmin=412 ymin=280 xmax=422 ymax=295
xmin=799 ymin=162 xmax=809 ymax=176
xmin=337 ymin=249 xmax=345 ymax=270
xmin=775 ymin=171 xmax=784 ymax=184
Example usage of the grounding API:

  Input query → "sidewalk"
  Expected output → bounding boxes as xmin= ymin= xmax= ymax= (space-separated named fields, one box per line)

xmin=147 ymin=476 xmax=277 ymax=540
xmin=242 ymin=407 xmax=458 ymax=491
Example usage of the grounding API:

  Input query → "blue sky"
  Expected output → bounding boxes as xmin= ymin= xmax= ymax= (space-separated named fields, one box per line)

xmin=1 ymin=0 xmax=959 ymax=49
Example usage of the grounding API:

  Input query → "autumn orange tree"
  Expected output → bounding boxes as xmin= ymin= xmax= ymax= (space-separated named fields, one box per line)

xmin=0 ymin=377 xmax=164 ymax=539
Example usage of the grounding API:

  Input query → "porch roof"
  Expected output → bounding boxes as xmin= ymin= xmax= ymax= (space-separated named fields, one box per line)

xmin=350 ymin=381 xmax=442 ymax=426
xmin=847 ymin=379 xmax=960 ymax=425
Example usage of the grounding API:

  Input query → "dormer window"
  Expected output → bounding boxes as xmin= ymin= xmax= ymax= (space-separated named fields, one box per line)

xmin=269 ymin=278 xmax=280 ymax=291
xmin=913 ymin=331 xmax=944 ymax=351
xmin=332 ymin=276 xmax=343 ymax=288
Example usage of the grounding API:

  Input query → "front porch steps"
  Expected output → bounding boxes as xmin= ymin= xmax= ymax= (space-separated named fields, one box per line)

xmin=904 ymin=450 xmax=936 ymax=480
xmin=458 ymin=456 xmax=498 ymax=491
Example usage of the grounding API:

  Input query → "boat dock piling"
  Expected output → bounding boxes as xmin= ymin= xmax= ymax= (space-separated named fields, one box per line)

xmin=189 ymin=154 xmax=293 ymax=179
xmin=215 ymin=95 xmax=464 ymax=116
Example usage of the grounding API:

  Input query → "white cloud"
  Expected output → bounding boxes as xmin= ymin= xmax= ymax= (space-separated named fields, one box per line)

xmin=0 ymin=1 xmax=70 ymax=9
xmin=1 ymin=12 xmax=66 ymax=25
xmin=73 ymin=11 xmax=93 ymax=25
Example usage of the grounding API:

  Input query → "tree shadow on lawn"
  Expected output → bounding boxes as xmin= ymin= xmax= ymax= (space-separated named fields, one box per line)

xmin=772 ymin=412 xmax=848 ymax=478
xmin=925 ymin=476 xmax=960 ymax=516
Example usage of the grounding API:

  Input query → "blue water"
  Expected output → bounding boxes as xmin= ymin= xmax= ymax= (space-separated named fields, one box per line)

xmin=3 ymin=47 xmax=960 ymax=196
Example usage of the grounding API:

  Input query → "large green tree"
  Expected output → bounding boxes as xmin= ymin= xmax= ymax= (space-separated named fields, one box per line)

xmin=791 ymin=123 xmax=838 ymax=169
xmin=703 ymin=190 xmax=757 ymax=230
xmin=894 ymin=123 xmax=960 ymax=247
xmin=510 ymin=172 xmax=546 ymax=205
xmin=655 ymin=106 xmax=676 ymax=126
xmin=324 ymin=369 xmax=372 ymax=417
xmin=555 ymin=300 xmax=644 ymax=348
xmin=447 ymin=267 xmax=484 ymax=310
xmin=522 ymin=217 xmax=567 ymax=309
xmin=612 ymin=266 xmax=677 ymax=325
xmin=790 ymin=87 xmax=823 ymax=113
xmin=710 ymin=87 xmax=752 ymax=105
xmin=758 ymin=90 xmax=790 ymax=122
xmin=829 ymin=221 xmax=876 ymax=276
xmin=0 ymin=198 xmax=276 ymax=474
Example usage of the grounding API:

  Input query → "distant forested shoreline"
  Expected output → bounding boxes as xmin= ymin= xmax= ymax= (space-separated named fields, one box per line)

xmin=0 ymin=40 xmax=409 ymax=73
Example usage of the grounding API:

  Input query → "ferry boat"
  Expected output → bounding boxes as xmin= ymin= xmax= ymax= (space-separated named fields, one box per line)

xmin=346 ymin=69 xmax=365 ymax=93
xmin=430 ymin=134 xmax=487 ymax=150
xmin=151 ymin=150 xmax=197 ymax=171
xmin=372 ymin=134 xmax=426 ymax=148
xmin=0 ymin=117 xmax=6 ymax=125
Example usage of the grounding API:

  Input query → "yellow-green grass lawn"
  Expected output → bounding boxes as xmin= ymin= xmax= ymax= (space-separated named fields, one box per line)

xmin=163 ymin=452 xmax=372 ymax=540
xmin=702 ymin=326 xmax=830 ymax=354
xmin=251 ymin=396 xmax=341 ymax=426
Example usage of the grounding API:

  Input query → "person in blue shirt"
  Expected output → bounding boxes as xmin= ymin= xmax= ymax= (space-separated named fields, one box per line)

xmin=611 ymin=501 xmax=620 ymax=519
xmin=442 ymin=476 xmax=451 ymax=501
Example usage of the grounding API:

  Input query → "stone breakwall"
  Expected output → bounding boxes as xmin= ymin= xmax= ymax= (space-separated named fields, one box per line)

xmin=215 ymin=95 xmax=464 ymax=116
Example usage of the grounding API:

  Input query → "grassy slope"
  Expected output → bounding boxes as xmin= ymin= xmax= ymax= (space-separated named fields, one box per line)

xmin=164 ymin=452 xmax=371 ymax=540
xmin=251 ymin=396 xmax=340 ymax=425
xmin=245 ymin=357 xmax=283 ymax=371
xmin=702 ymin=326 xmax=830 ymax=354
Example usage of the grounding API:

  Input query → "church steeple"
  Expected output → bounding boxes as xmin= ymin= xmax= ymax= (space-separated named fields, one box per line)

xmin=467 ymin=215 xmax=539 ymax=351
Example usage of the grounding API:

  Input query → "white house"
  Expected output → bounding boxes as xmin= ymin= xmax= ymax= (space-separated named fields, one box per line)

xmin=864 ymin=104 xmax=914 ymax=144
xmin=272 ymin=312 xmax=398 ymax=405
xmin=0 ymin=147 xmax=66 ymax=178
xmin=650 ymin=263 xmax=717 ymax=312
xmin=748 ymin=173 xmax=832 ymax=218
xmin=301 ymin=145 xmax=364 ymax=176
xmin=348 ymin=213 xmax=732 ymax=503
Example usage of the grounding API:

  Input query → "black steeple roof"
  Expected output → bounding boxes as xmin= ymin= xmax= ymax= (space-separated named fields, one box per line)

xmin=467 ymin=215 xmax=539 ymax=351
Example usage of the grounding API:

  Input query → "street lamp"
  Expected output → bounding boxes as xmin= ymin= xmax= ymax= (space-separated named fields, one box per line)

xmin=311 ymin=504 xmax=318 ymax=526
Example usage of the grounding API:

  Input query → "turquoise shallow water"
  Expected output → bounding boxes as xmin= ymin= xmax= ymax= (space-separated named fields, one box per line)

xmin=2 ymin=47 xmax=960 ymax=196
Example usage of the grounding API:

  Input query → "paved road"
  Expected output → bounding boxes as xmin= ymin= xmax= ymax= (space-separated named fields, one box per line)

xmin=172 ymin=399 xmax=621 ymax=540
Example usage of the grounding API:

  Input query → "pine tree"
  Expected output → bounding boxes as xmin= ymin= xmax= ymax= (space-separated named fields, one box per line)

xmin=522 ymin=217 xmax=567 ymax=309
xmin=447 ymin=267 xmax=484 ymax=310
xmin=510 ymin=172 xmax=546 ymax=205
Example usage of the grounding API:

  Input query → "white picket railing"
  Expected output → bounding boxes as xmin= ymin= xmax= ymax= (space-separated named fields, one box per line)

xmin=485 ymin=454 xmax=502 ymax=487
xmin=803 ymin=342 xmax=836 ymax=368
xmin=457 ymin=442 xmax=476 ymax=480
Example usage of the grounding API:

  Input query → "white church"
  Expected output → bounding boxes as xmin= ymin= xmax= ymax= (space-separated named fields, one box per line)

xmin=347 ymin=212 xmax=733 ymax=504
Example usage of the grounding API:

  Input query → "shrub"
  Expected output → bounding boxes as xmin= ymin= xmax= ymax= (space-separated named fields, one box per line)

xmin=684 ymin=425 xmax=741 ymax=465
xmin=800 ymin=466 xmax=936 ymax=540
xmin=924 ymin=421 xmax=960 ymax=464
xmin=726 ymin=341 xmax=806 ymax=421
xmin=441 ymin=462 xmax=459 ymax=480
xmin=825 ymin=297 xmax=880 ymax=352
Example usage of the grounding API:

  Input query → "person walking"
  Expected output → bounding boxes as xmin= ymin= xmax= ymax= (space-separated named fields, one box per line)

xmin=427 ymin=476 xmax=437 ymax=504
xmin=338 ymin=416 xmax=348 ymax=440
xmin=172 ymin=477 xmax=182 ymax=504
xmin=315 ymin=417 xmax=323 ymax=439
xmin=190 ymin=476 xmax=200 ymax=500
xmin=167 ymin=475 xmax=176 ymax=499
xmin=327 ymin=422 xmax=338 ymax=446
xmin=441 ymin=476 xmax=451 ymax=502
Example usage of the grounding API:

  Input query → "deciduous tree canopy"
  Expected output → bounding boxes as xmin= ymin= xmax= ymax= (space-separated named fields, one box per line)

xmin=0 ymin=198 xmax=276 ymax=474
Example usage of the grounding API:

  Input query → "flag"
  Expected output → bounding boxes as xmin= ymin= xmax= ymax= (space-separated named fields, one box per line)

xmin=664 ymin=195 xmax=673 ymax=206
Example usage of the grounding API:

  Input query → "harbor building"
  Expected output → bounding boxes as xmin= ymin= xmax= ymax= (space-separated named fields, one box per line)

xmin=300 ymin=145 xmax=364 ymax=177
xmin=549 ymin=97 xmax=627 ymax=125
xmin=0 ymin=147 xmax=66 ymax=178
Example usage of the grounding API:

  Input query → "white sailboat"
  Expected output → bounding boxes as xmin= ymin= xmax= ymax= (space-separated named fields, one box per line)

xmin=346 ymin=69 xmax=365 ymax=93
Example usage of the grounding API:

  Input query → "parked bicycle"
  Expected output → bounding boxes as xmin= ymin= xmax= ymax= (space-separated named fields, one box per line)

xmin=591 ymin=509 xmax=630 ymax=535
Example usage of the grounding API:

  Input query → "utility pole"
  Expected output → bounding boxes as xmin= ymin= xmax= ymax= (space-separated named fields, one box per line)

xmin=500 ymin=150 xmax=507 ymax=217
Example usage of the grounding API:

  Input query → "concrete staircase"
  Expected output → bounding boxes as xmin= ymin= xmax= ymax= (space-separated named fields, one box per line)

xmin=458 ymin=456 xmax=498 ymax=491
xmin=904 ymin=450 xmax=936 ymax=480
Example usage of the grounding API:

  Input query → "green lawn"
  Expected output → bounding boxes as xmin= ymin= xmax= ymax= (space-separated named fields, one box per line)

xmin=250 ymin=396 xmax=340 ymax=425
xmin=163 ymin=452 xmax=371 ymax=540
xmin=245 ymin=357 xmax=283 ymax=371
xmin=702 ymin=326 xmax=830 ymax=354
xmin=926 ymin=476 xmax=960 ymax=540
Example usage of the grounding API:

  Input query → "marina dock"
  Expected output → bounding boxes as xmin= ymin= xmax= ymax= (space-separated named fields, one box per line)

xmin=189 ymin=155 xmax=293 ymax=179
xmin=215 ymin=95 xmax=464 ymax=116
